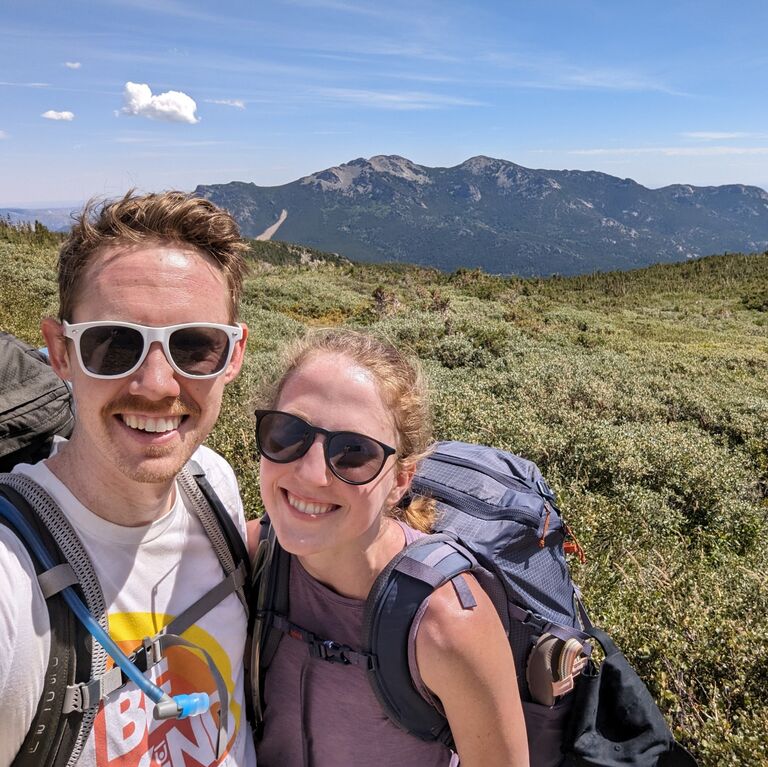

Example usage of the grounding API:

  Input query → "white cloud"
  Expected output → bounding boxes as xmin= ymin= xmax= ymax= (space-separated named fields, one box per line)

xmin=681 ymin=131 xmax=762 ymax=141
xmin=64 ymin=61 xmax=81 ymax=69
xmin=569 ymin=146 xmax=768 ymax=157
xmin=119 ymin=82 xmax=200 ymax=124
xmin=284 ymin=0 xmax=391 ymax=19
xmin=564 ymin=69 xmax=679 ymax=94
xmin=0 ymin=130 xmax=8 ymax=139
xmin=316 ymin=88 xmax=483 ymax=110
xmin=0 ymin=81 xmax=49 ymax=88
xmin=479 ymin=53 xmax=682 ymax=95
xmin=205 ymin=98 xmax=246 ymax=109
xmin=42 ymin=110 xmax=75 ymax=121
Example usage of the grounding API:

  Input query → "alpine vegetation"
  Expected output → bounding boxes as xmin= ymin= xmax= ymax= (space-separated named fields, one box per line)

xmin=2 ymin=220 xmax=766 ymax=766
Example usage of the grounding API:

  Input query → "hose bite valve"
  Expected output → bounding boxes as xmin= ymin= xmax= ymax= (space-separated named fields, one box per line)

xmin=154 ymin=692 xmax=211 ymax=721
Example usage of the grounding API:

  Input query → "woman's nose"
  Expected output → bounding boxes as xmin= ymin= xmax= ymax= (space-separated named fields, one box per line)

xmin=294 ymin=437 xmax=333 ymax=486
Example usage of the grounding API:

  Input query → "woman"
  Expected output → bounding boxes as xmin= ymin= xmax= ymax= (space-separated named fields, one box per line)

xmin=253 ymin=329 xmax=529 ymax=766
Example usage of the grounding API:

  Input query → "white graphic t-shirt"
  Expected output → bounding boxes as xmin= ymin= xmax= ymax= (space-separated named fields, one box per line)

xmin=0 ymin=445 xmax=256 ymax=767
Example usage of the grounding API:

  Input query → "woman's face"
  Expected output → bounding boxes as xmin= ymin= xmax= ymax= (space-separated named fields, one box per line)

xmin=259 ymin=352 xmax=411 ymax=563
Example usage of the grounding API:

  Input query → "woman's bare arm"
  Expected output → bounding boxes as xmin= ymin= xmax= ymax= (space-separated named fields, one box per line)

xmin=416 ymin=574 xmax=529 ymax=767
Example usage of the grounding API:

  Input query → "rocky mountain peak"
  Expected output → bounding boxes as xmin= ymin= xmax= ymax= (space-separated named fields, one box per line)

xmin=460 ymin=155 xmax=507 ymax=174
xmin=368 ymin=155 xmax=431 ymax=184
xmin=299 ymin=160 xmax=366 ymax=192
xmin=299 ymin=154 xmax=431 ymax=192
xmin=194 ymin=154 xmax=768 ymax=277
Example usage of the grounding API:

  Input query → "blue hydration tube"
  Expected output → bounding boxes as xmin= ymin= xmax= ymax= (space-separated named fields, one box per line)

xmin=0 ymin=495 xmax=210 ymax=720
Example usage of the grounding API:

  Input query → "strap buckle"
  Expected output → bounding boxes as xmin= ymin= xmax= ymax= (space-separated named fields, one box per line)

xmin=312 ymin=639 xmax=354 ymax=665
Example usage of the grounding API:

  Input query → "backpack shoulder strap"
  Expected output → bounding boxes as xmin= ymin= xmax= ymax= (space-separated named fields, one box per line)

xmin=361 ymin=533 xmax=476 ymax=746
xmin=0 ymin=474 xmax=106 ymax=767
xmin=249 ymin=515 xmax=291 ymax=738
xmin=178 ymin=460 xmax=256 ymax=731
xmin=178 ymin=461 xmax=251 ymax=606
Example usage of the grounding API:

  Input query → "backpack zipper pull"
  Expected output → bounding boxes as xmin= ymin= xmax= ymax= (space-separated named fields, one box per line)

xmin=563 ymin=522 xmax=587 ymax=564
xmin=538 ymin=505 xmax=551 ymax=548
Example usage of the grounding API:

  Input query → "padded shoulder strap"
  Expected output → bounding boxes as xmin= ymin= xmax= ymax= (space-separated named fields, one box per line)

xmin=361 ymin=533 xmax=476 ymax=746
xmin=179 ymin=460 xmax=255 ymax=729
xmin=179 ymin=461 xmax=251 ymax=605
xmin=249 ymin=515 xmax=291 ymax=737
xmin=0 ymin=475 xmax=105 ymax=767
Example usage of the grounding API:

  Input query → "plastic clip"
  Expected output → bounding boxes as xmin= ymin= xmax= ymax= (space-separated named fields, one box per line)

xmin=315 ymin=639 xmax=353 ymax=665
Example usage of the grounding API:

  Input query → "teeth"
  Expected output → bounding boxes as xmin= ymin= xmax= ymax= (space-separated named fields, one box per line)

xmin=122 ymin=414 xmax=182 ymax=433
xmin=286 ymin=492 xmax=336 ymax=516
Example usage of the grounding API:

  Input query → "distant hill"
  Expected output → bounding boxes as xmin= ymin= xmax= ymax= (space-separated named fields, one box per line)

xmin=245 ymin=238 xmax=349 ymax=267
xmin=195 ymin=155 xmax=768 ymax=276
xmin=0 ymin=207 xmax=75 ymax=232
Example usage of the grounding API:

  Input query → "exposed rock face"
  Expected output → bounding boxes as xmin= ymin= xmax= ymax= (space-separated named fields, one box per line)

xmin=194 ymin=155 xmax=768 ymax=276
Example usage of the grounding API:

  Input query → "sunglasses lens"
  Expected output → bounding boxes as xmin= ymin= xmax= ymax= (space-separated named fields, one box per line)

xmin=169 ymin=326 xmax=232 ymax=376
xmin=79 ymin=325 xmax=144 ymax=376
xmin=327 ymin=433 xmax=386 ymax=483
xmin=258 ymin=412 xmax=311 ymax=462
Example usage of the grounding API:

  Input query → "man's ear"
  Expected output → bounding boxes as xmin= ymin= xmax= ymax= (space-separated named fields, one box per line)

xmin=224 ymin=322 xmax=248 ymax=384
xmin=41 ymin=317 xmax=73 ymax=381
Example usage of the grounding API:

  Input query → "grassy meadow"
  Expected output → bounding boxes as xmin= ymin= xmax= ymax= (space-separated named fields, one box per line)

xmin=2 ymin=220 xmax=766 ymax=766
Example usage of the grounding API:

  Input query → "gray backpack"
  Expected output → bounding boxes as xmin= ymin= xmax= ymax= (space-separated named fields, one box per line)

xmin=253 ymin=441 xmax=696 ymax=766
xmin=0 ymin=331 xmax=74 ymax=471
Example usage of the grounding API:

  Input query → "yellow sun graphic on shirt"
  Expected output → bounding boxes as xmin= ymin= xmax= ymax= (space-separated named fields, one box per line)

xmin=91 ymin=612 xmax=243 ymax=767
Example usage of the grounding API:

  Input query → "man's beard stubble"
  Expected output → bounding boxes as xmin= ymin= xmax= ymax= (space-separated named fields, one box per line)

xmin=104 ymin=393 xmax=204 ymax=484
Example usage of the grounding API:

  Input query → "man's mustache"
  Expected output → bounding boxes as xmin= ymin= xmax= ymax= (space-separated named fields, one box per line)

xmin=105 ymin=395 xmax=201 ymax=418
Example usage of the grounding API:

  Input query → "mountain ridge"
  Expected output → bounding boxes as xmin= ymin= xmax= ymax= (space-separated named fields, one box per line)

xmin=4 ymin=155 xmax=767 ymax=276
xmin=195 ymin=155 xmax=768 ymax=276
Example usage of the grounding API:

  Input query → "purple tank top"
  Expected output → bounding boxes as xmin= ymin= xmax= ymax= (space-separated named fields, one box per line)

xmin=256 ymin=523 xmax=458 ymax=767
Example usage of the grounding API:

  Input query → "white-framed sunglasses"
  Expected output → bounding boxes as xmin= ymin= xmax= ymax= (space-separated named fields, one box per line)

xmin=62 ymin=320 xmax=244 ymax=379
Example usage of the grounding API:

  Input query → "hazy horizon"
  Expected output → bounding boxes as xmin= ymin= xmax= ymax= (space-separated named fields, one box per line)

xmin=4 ymin=152 xmax=768 ymax=211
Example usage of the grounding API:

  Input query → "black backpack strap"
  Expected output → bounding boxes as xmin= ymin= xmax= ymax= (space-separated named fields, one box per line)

xmin=180 ymin=461 xmax=252 ymax=604
xmin=0 ymin=483 xmax=91 ymax=767
xmin=180 ymin=460 xmax=255 ymax=729
xmin=249 ymin=515 xmax=291 ymax=738
xmin=361 ymin=533 xmax=477 ymax=747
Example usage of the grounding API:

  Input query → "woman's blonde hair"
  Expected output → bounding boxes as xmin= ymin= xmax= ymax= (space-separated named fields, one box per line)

xmin=263 ymin=328 xmax=436 ymax=532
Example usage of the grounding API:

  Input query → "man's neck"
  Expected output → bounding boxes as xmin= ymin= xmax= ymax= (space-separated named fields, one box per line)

xmin=45 ymin=447 xmax=177 ymax=527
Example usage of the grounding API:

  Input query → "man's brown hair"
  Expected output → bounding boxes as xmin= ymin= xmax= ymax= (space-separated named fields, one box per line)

xmin=58 ymin=190 xmax=249 ymax=321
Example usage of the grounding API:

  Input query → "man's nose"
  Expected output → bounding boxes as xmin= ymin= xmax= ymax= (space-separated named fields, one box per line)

xmin=127 ymin=342 xmax=182 ymax=400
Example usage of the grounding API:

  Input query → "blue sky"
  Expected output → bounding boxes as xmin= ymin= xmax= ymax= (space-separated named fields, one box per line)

xmin=2 ymin=0 xmax=767 ymax=206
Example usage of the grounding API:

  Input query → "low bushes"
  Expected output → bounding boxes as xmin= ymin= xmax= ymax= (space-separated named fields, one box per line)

xmin=3 ymin=232 xmax=766 ymax=766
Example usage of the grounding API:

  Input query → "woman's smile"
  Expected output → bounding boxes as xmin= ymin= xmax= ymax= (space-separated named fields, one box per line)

xmin=283 ymin=489 xmax=340 ymax=517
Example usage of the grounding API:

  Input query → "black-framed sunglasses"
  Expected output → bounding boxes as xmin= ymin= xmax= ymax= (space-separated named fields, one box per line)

xmin=255 ymin=410 xmax=397 ymax=485
xmin=62 ymin=320 xmax=243 ymax=379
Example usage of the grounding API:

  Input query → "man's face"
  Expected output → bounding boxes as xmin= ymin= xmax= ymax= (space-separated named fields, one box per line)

xmin=44 ymin=243 xmax=246 ymax=486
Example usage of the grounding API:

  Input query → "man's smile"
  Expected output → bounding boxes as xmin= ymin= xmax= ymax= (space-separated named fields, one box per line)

xmin=120 ymin=414 xmax=184 ymax=433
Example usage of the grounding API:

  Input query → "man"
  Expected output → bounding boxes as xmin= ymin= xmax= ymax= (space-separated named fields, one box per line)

xmin=0 ymin=191 xmax=255 ymax=766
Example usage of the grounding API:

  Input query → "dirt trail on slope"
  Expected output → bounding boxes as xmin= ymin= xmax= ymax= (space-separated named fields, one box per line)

xmin=255 ymin=209 xmax=288 ymax=241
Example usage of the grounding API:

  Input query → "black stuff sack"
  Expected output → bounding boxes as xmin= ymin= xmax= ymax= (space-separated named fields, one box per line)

xmin=0 ymin=331 xmax=74 ymax=471
xmin=563 ymin=626 xmax=698 ymax=767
